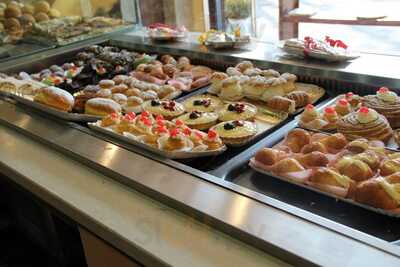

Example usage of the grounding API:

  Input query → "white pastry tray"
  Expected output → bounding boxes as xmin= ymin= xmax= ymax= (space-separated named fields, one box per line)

xmin=281 ymin=42 xmax=360 ymax=62
xmin=88 ymin=122 xmax=227 ymax=159
xmin=11 ymin=94 xmax=102 ymax=122
xmin=249 ymin=160 xmax=400 ymax=218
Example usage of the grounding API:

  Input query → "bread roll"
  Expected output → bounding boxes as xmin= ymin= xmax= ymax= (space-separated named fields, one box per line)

xmin=4 ymin=6 xmax=22 ymax=18
xmin=22 ymin=4 xmax=35 ymax=15
xmin=34 ymin=1 xmax=50 ymax=14
xmin=34 ymin=12 xmax=49 ymax=22
xmin=85 ymin=98 xmax=121 ymax=116
xmin=34 ymin=86 xmax=74 ymax=112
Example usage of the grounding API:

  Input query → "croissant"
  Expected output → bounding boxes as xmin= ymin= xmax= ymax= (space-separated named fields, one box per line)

xmin=286 ymin=91 xmax=311 ymax=108
xmin=320 ymin=133 xmax=348 ymax=151
xmin=354 ymin=177 xmax=400 ymax=210
xmin=300 ymin=142 xmax=328 ymax=154
xmin=345 ymin=139 xmax=370 ymax=153
xmin=295 ymin=151 xmax=329 ymax=168
xmin=285 ymin=129 xmax=312 ymax=153
xmin=308 ymin=168 xmax=355 ymax=198
xmin=334 ymin=157 xmax=374 ymax=182
xmin=273 ymin=158 xmax=305 ymax=174
xmin=351 ymin=150 xmax=380 ymax=170
xmin=254 ymin=148 xmax=281 ymax=166
xmin=266 ymin=96 xmax=296 ymax=113
xmin=380 ymin=158 xmax=400 ymax=176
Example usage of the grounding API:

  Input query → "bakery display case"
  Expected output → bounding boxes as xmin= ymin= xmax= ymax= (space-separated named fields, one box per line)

xmin=0 ymin=0 xmax=135 ymax=62
xmin=1 ymin=31 xmax=400 ymax=266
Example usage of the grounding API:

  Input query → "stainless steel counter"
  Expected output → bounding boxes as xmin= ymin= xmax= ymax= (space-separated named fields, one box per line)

xmin=1 ymin=97 xmax=400 ymax=266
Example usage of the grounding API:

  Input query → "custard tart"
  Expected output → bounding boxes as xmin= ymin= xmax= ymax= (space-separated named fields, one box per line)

xmin=211 ymin=120 xmax=257 ymax=145
xmin=183 ymin=94 xmax=223 ymax=112
xmin=176 ymin=111 xmax=218 ymax=130
xmin=142 ymin=100 xmax=185 ymax=120
xmin=218 ymin=102 xmax=257 ymax=121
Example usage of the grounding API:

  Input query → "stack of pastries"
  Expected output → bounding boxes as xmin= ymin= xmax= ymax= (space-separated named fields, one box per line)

xmin=251 ymin=128 xmax=400 ymax=211
xmin=337 ymin=107 xmax=393 ymax=143
xmin=208 ymin=61 xmax=312 ymax=113
xmin=298 ymin=92 xmax=362 ymax=131
xmin=362 ymin=87 xmax=400 ymax=129
xmin=28 ymin=45 xmax=212 ymax=95
xmin=98 ymin=112 xmax=225 ymax=153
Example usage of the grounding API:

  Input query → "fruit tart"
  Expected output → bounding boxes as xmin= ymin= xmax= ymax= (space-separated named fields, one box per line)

xmin=218 ymin=102 xmax=257 ymax=121
xmin=211 ymin=120 xmax=257 ymax=146
xmin=142 ymin=100 xmax=185 ymax=120
xmin=183 ymin=95 xmax=223 ymax=112
xmin=176 ymin=111 xmax=218 ymax=130
xmin=337 ymin=107 xmax=393 ymax=143
xmin=363 ymin=87 xmax=400 ymax=128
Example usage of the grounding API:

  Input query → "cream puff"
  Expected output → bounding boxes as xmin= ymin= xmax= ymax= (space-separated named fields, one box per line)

xmin=219 ymin=76 xmax=243 ymax=101
xmin=208 ymin=72 xmax=228 ymax=94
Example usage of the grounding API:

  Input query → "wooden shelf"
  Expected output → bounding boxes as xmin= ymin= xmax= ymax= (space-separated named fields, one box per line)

xmin=283 ymin=15 xmax=400 ymax=27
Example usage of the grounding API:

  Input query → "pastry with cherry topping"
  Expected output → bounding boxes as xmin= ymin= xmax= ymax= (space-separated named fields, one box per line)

xmin=157 ymin=128 xmax=194 ymax=152
xmin=142 ymin=99 xmax=185 ymax=120
xmin=218 ymin=102 xmax=257 ymax=121
xmin=211 ymin=120 xmax=257 ymax=146
xmin=335 ymin=98 xmax=352 ymax=116
xmin=100 ymin=112 xmax=121 ymax=127
xmin=202 ymin=129 xmax=224 ymax=150
xmin=322 ymin=106 xmax=339 ymax=129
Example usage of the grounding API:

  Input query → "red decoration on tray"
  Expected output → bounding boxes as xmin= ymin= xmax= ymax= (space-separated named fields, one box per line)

xmin=325 ymin=36 xmax=348 ymax=49
xmin=170 ymin=128 xmax=180 ymax=137
xmin=338 ymin=99 xmax=349 ymax=106
xmin=378 ymin=87 xmax=389 ymax=93
xmin=208 ymin=129 xmax=218 ymax=139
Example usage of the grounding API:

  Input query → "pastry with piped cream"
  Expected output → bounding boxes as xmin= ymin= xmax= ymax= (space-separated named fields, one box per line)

xmin=337 ymin=107 xmax=393 ymax=143
xmin=363 ymin=87 xmax=400 ymax=128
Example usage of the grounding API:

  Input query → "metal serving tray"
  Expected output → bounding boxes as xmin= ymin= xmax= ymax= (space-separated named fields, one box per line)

xmin=10 ymin=94 xmax=101 ymax=122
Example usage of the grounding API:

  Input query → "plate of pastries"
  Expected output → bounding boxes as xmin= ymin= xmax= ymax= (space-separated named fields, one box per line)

xmin=250 ymin=128 xmax=400 ymax=216
xmin=298 ymin=87 xmax=400 ymax=148
xmin=89 ymin=112 xmax=227 ymax=159
xmin=27 ymin=45 xmax=213 ymax=95
xmin=207 ymin=61 xmax=325 ymax=114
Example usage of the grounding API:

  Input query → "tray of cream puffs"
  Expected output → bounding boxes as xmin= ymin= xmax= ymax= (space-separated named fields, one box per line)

xmin=297 ymin=87 xmax=400 ymax=149
xmin=207 ymin=61 xmax=326 ymax=115
xmin=250 ymin=128 xmax=400 ymax=217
